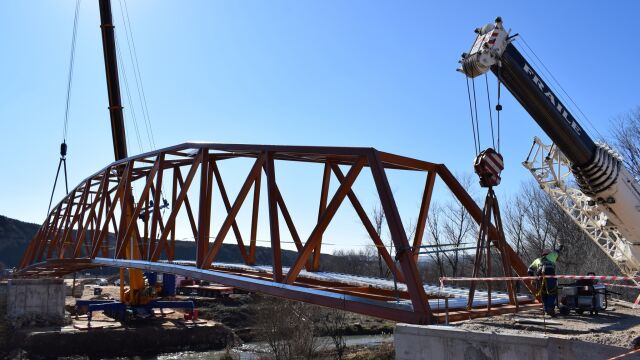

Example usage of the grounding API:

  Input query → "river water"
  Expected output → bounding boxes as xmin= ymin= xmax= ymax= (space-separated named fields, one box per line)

xmin=154 ymin=334 xmax=393 ymax=360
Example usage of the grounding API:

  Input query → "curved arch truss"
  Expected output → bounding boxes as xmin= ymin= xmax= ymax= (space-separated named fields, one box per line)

xmin=18 ymin=143 xmax=531 ymax=323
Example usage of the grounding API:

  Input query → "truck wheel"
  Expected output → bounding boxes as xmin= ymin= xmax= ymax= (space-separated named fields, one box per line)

xmin=576 ymin=309 xmax=584 ymax=315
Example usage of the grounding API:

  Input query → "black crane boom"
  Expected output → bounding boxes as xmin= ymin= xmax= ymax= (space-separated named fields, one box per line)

xmin=492 ymin=43 xmax=596 ymax=167
xmin=99 ymin=0 xmax=127 ymax=161
xmin=459 ymin=17 xmax=596 ymax=167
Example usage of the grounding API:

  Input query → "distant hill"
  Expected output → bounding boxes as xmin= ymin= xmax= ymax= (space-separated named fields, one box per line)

xmin=0 ymin=215 xmax=41 ymax=268
xmin=0 ymin=215 xmax=315 ymax=268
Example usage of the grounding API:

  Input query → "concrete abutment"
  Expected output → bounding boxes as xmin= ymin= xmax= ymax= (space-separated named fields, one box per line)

xmin=394 ymin=323 xmax=629 ymax=359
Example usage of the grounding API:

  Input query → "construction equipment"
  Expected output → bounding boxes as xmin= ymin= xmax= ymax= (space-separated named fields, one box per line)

xmin=459 ymin=17 xmax=640 ymax=281
xmin=176 ymin=278 xmax=235 ymax=298
xmin=72 ymin=0 xmax=194 ymax=322
xmin=98 ymin=0 xmax=153 ymax=308
xmin=558 ymin=283 xmax=608 ymax=316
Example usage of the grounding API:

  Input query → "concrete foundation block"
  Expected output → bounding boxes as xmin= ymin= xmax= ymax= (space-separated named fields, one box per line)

xmin=394 ymin=324 xmax=629 ymax=360
xmin=7 ymin=278 xmax=65 ymax=327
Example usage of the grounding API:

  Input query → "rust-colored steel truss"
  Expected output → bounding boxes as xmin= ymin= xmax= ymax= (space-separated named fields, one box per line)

xmin=18 ymin=143 xmax=533 ymax=324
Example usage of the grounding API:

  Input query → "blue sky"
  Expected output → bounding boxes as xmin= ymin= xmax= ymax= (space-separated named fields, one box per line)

xmin=1 ymin=1 xmax=639 ymax=252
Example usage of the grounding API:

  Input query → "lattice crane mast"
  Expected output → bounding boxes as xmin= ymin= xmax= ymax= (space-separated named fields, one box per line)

xmin=458 ymin=17 xmax=640 ymax=277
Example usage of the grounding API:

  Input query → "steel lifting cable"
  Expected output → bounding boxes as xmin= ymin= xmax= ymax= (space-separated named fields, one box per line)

xmin=471 ymin=77 xmax=482 ymax=153
xmin=47 ymin=0 xmax=81 ymax=216
xmin=118 ymin=0 xmax=156 ymax=150
xmin=62 ymin=0 xmax=80 ymax=143
xmin=484 ymin=74 xmax=496 ymax=150
xmin=115 ymin=33 xmax=144 ymax=153
xmin=116 ymin=0 xmax=168 ymax=209
xmin=467 ymin=73 xmax=502 ymax=156
xmin=465 ymin=77 xmax=480 ymax=155
xmin=496 ymin=69 xmax=502 ymax=153
xmin=466 ymin=73 xmax=498 ymax=155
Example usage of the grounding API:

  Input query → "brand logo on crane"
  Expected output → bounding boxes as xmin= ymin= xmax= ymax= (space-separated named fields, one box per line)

xmin=522 ymin=63 xmax=583 ymax=136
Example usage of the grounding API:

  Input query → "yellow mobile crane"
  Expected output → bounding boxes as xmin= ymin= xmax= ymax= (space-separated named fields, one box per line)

xmin=76 ymin=0 xmax=194 ymax=322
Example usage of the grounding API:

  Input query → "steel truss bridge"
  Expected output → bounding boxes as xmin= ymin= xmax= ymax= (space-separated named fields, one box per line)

xmin=17 ymin=143 xmax=535 ymax=324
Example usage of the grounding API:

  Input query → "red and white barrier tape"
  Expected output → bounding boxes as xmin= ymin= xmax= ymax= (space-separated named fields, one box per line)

xmin=440 ymin=275 xmax=640 ymax=282
xmin=602 ymin=283 xmax=640 ymax=289
xmin=438 ymin=275 xmax=640 ymax=309
xmin=439 ymin=275 xmax=640 ymax=292
xmin=607 ymin=347 xmax=640 ymax=360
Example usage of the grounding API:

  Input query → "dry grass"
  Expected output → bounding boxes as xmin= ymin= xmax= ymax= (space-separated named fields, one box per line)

xmin=344 ymin=343 xmax=394 ymax=360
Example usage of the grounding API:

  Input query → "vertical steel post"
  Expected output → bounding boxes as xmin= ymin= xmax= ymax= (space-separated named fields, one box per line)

xmin=265 ymin=152 xmax=283 ymax=282
xmin=197 ymin=150 xmax=211 ymax=268
xmin=413 ymin=171 xmax=436 ymax=261
xmin=249 ymin=173 xmax=261 ymax=265
xmin=313 ymin=163 xmax=331 ymax=271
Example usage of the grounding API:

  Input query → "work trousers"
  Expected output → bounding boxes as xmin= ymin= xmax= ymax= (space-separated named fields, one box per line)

xmin=542 ymin=294 xmax=556 ymax=313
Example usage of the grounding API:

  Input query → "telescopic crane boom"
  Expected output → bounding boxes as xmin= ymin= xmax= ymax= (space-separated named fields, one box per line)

xmin=99 ymin=0 xmax=147 ymax=305
xmin=459 ymin=17 xmax=640 ymax=274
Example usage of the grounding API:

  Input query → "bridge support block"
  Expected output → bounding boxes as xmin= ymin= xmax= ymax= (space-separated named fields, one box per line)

xmin=6 ymin=278 xmax=65 ymax=327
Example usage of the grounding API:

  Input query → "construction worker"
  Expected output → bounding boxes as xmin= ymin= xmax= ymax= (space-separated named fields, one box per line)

xmin=528 ymin=245 xmax=563 ymax=316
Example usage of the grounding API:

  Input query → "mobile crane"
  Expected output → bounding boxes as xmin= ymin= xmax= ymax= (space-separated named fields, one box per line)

xmin=459 ymin=17 xmax=640 ymax=279
xmin=74 ymin=0 xmax=195 ymax=324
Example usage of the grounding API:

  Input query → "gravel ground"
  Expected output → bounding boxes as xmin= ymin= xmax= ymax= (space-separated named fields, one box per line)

xmin=64 ymin=283 xmax=121 ymax=306
xmin=452 ymin=300 xmax=640 ymax=349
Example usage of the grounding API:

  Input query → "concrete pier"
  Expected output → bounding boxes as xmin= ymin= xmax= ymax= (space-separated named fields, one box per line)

xmin=394 ymin=324 xmax=629 ymax=360
xmin=7 ymin=278 xmax=65 ymax=326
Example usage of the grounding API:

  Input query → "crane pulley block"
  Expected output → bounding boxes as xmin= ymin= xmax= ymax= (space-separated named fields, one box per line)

xmin=474 ymin=148 xmax=504 ymax=188
xmin=459 ymin=17 xmax=511 ymax=78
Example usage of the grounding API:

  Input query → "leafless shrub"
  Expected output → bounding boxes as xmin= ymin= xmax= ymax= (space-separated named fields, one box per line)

xmin=256 ymin=297 xmax=320 ymax=360
xmin=319 ymin=308 xmax=348 ymax=359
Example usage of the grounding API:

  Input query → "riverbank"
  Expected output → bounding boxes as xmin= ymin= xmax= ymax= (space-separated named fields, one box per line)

xmin=1 ymin=285 xmax=395 ymax=359
xmin=9 ymin=320 xmax=235 ymax=359
xmin=157 ymin=335 xmax=394 ymax=359
xmin=191 ymin=292 xmax=395 ymax=342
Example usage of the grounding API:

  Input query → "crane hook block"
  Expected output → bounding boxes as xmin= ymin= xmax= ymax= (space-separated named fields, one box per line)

xmin=474 ymin=148 xmax=504 ymax=188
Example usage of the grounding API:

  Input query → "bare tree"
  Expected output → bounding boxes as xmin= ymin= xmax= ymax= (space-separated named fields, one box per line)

xmin=517 ymin=182 xmax=556 ymax=260
xmin=504 ymin=193 xmax=527 ymax=258
xmin=324 ymin=247 xmax=379 ymax=278
xmin=319 ymin=308 xmax=348 ymax=360
xmin=423 ymin=174 xmax=477 ymax=278
xmin=256 ymin=297 xmax=320 ymax=360
xmin=371 ymin=205 xmax=386 ymax=278
xmin=426 ymin=203 xmax=446 ymax=277
xmin=441 ymin=194 xmax=476 ymax=277
xmin=505 ymin=180 xmax=619 ymax=278
xmin=611 ymin=107 xmax=640 ymax=179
